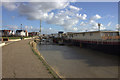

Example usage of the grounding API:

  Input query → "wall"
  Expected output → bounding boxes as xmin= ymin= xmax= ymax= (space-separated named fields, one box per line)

xmin=72 ymin=32 xmax=102 ymax=41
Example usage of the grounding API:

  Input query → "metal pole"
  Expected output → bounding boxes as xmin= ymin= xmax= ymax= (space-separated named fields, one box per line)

xmin=98 ymin=23 xmax=101 ymax=31
xmin=21 ymin=24 xmax=22 ymax=30
xmin=40 ymin=19 xmax=41 ymax=36
xmin=39 ymin=20 xmax=42 ymax=44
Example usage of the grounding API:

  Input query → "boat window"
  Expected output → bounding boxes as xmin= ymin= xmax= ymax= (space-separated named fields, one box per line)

xmin=113 ymin=33 xmax=118 ymax=36
xmin=90 ymin=33 xmax=93 ymax=36
xmin=83 ymin=33 xmax=85 ymax=36
xmin=109 ymin=33 xmax=113 ymax=36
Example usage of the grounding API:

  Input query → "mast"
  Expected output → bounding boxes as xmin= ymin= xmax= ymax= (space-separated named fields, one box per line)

xmin=40 ymin=19 xmax=41 ymax=36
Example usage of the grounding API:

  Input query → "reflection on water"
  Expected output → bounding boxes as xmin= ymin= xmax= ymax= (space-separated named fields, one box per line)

xmin=37 ymin=42 xmax=118 ymax=78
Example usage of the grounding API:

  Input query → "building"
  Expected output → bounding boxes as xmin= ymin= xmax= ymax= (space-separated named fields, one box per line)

xmin=28 ymin=32 xmax=39 ymax=37
xmin=16 ymin=30 xmax=28 ymax=37
xmin=0 ymin=30 xmax=15 ymax=37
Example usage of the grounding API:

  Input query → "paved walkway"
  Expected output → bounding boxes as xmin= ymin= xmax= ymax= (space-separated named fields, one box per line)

xmin=2 ymin=39 xmax=52 ymax=78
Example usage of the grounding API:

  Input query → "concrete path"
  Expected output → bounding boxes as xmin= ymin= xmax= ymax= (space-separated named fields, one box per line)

xmin=2 ymin=39 xmax=52 ymax=78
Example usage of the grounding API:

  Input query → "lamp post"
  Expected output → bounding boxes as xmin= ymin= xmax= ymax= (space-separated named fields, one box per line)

xmin=39 ymin=20 xmax=42 ymax=44
xmin=21 ymin=24 xmax=22 ymax=30
xmin=39 ymin=19 xmax=41 ymax=36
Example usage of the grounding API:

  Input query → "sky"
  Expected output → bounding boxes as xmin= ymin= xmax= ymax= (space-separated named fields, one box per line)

xmin=1 ymin=1 xmax=119 ymax=34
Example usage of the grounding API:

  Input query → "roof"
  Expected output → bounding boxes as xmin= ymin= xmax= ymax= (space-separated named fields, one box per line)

xmin=16 ymin=30 xmax=27 ymax=33
xmin=28 ymin=32 xmax=39 ymax=33
xmin=0 ymin=30 xmax=12 ymax=32
xmin=67 ymin=31 xmax=119 ymax=34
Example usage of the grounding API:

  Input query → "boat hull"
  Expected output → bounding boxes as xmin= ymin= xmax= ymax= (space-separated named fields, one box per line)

xmin=63 ymin=39 xmax=120 ymax=55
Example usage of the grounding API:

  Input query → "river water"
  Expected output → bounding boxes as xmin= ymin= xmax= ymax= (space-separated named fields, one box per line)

xmin=37 ymin=42 xmax=118 ymax=78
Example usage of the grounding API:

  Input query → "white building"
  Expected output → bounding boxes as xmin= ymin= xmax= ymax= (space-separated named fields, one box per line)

xmin=0 ymin=30 xmax=15 ymax=37
xmin=16 ymin=30 xmax=28 ymax=37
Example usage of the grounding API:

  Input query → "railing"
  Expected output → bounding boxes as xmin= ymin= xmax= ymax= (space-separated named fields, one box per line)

xmin=102 ymin=36 xmax=120 ymax=40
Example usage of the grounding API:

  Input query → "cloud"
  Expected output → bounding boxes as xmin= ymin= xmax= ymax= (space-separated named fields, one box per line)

xmin=69 ymin=5 xmax=81 ymax=11
xmin=76 ymin=14 xmax=87 ymax=20
xmin=18 ymin=2 xmax=69 ymax=19
xmin=90 ymin=14 xmax=101 ymax=20
xmin=80 ymin=22 xmax=87 ymax=26
xmin=3 ymin=2 xmax=105 ymax=32
xmin=73 ymin=27 xmax=78 ymax=31
xmin=90 ymin=24 xmax=106 ymax=31
xmin=11 ymin=16 xmax=15 ymax=19
xmin=24 ymin=25 xmax=39 ymax=32
xmin=0 ymin=2 xmax=2 ymax=7
xmin=3 ymin=2 xmax=85 ymax=32
xmin=18 ymin=3 xmax=55 ymax=20
xmin=105 ymin=15 xmax=114 ymax=18
xmin=17 ymin=2 xmax=81 ymax=32
xmin=79 ymin=14 xmax=105 ymax=31
xmin=107 ymin=22 xmax=112 ymax=27
xmin=116 ymin=24 xmax=120 ymax=30
xmin=41 ymin=27 xmax=58 ymax=34
xmin=49 ymin=27 xmax=52 ymax=30
xmin=3 ymin=2 xmax=20 ymax=11
xmin=3 ymin=25 xmax=20 ymax=30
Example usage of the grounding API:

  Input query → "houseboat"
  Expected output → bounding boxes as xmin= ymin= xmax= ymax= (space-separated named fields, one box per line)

xmin=62 ymin=31 xmax=120 ymax=55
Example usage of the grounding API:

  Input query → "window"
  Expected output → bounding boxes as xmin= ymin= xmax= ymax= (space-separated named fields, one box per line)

xmin=90 ymin=33 xmax=93 ymax=36
xmin=83 ymin=33 xmax=85 ymax=36
xmin=109 ymin=33 xmax=113 ymax=36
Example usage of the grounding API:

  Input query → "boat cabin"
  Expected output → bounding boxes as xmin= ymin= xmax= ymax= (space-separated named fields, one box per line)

xmin=66 ymin=31 xmax=120 ymax=41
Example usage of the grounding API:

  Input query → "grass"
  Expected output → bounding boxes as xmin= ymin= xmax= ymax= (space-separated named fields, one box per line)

xmin=29 ymin=41 xmax=62 ymax=80
xmin=0 ymin=37 xmax=31 ymax=39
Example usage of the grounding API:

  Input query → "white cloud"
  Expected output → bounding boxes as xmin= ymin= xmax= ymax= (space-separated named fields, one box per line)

xmin=3 ymin=2 xmax=20 ymax=11
xmin=49 ymin=27 xmax=52 ymax=30
xmin=3 ymin=25 xmax=20 ymax=30
xmin=2 ymin=2 xmax=85 ymax=32
xmin=69 ymin=5 xmax=81 ymax=11
xmin=3 ymin=2 xmax=107 ymax=33
xmin=116 ymin=24 xmax=120 ymax=30
xmin=73 ymin=27 xmax=78 ymax=31
xmin=24 ymin=25 xmax=37 ymax=32
xmin=89 ymin=20 xmax=95 ymax=24
xmin=90 ymin=25 xmax=106 ymax=31
xmin=90 ymin=14 xmax=101 ymax=20
xmin=18 ymin=2 xmax=68 ymax=20
xmin=80 ymin=22 xmax=87 ymax=26
xmin=76 ymin=14 xmax=87 ymax=20
xmin=41 ymin=27 xmax=58 ymax=34
xmin=107 ymin=22 xmax=112 ymax=27
xmin=105 ymin=15 xmax=114 ymax=18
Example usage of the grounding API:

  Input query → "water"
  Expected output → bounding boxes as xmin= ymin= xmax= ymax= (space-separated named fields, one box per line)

xmin=37 ymin=42 xmax=118 ymax=78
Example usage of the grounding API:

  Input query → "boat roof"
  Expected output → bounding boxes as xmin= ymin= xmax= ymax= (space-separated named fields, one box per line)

xmin=67 ymin=31 xmax=119 ymax=34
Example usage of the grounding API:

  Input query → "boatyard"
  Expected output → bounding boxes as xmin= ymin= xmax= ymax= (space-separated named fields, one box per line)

xmin=1 ymin=35 xmax=119 ymax=79
xmin=36 ymin=30 xmax=119 ymax=78
xmin=1 ymin=1 xmax=120 ymax=80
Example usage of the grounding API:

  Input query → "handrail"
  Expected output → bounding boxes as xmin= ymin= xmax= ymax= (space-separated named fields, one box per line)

xmin=102 ymin=36 xmax=120 ymax=40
